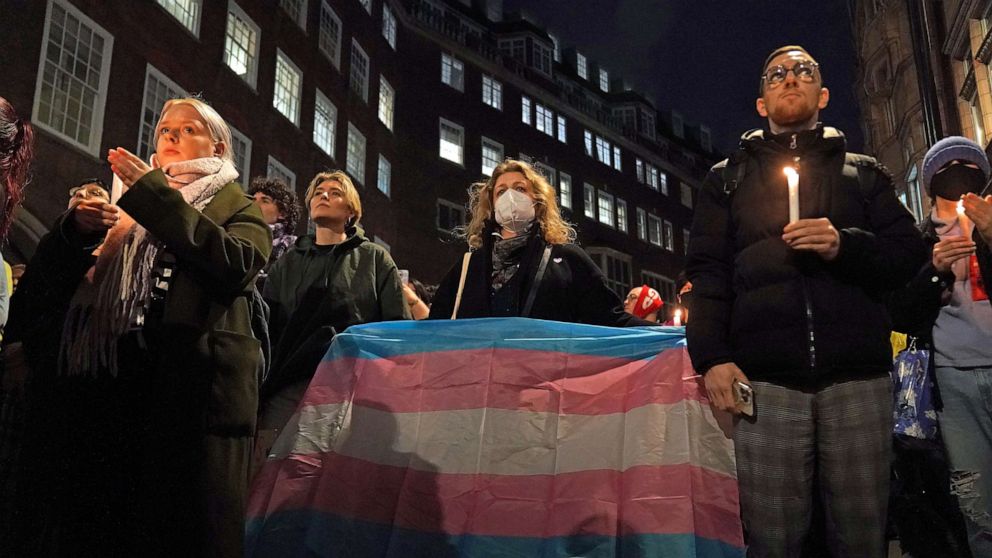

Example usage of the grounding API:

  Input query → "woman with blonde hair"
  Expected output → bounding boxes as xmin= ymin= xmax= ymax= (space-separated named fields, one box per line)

xmin=429 ymin=159 xmax=650 ymax=326
xmin=6 ymin=96 xmax=269 ymax=556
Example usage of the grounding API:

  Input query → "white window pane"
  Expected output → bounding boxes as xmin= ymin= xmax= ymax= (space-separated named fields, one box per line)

xmin=584 ymin=130 xmax=593 ymax=156
xmin=229 ymin=124 xmax=252 ymax=181
xmin=377 ymin=155 xmax=391 ymax=196
xmin=599 ymin=68 xmax=609 ymax=92
xmin=33 ymin=0 xmax=114 ymax=155
xmin=556 ymin=115 xmax=566 ymax=143
xmin=481 ymin=137 xmax=503 ymax=176
xmin=350 ymin=40 xmax=369 ymax=102
xmin=612 ymin=146 xmax=621 ymax=171
xmin=378 ymin=76 xmax=394 ymax=130
xmin=597 ymin=191 xmax=615 ymax=227
xmin=346 ymin=124 xmax=366 ymax=184
xmin=313 ymin=89 xmax=337 ymax=156
xmin=583 ymin=183 xmax=595 ymax=218
xmin=439 ymin=118 xmax=464 ymax=165
xmin=318 ymin=1 xmax=341 ymax=67
xmin=157 ymin=0 xmax=201 ymax=36
xmin=382 ymin=4 xmax=397 ymax=49
xmin=559 ymin=172 xmax=572 ymax=209
xmin=273 ymin=50 xmax=302 ymax=125
xmin=267 ymin=155 xmax=296 ymax=189
xmin=441 ymin=54 xmax=464 ymax=91
xmin=637 ymin=208 xmax=647 ymax=241
xmin=576 ymin=51 xmax=587 ymax=79
xmin=224 ymin=1 xmax=260 ymax=87
xmin=280 ymin=0 xmax=307 ymax=29
xmin=482 ymin=75 xmax=502 ymax=110
xmin=522 ymin=95 xmax=532 ymax=125
xmin=617 ymin=199 xmax=628 ymax=233
xmin=138 ymin=65 xmax=187 ymax=161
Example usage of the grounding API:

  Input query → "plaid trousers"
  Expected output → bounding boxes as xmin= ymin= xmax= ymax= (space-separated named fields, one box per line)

xmin=734 ymin=376 xmax=893 ymax=558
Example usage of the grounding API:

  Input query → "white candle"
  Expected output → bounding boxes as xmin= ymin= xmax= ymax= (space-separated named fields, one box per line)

xmin=957 ymin=199 xmax=970 ymax=237
xmin=110 ymin=174 xmax=124 ymax=205
xmin=783 ymin=167 xmax=799 ymax=224
xmin=673 ymin=309 xmax=683 ymax=327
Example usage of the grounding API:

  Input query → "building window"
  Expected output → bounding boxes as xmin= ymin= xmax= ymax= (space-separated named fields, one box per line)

xmin=437 ymin=199 xmax=466 ymax=232
xmin=481 ymin=137 xmax=503 ymax=176
xmin=556 ymin=115 xmax=567 ymax=143
xmin=137 ymin=65 xmax=187 ymax=161
xmin=597 ymin=191 xmax=615 ymax=227
xmin=647 ymin=165 xmax=659 ymax=190
xmin=521 ymin=95 xmax=532 ymax=125
xmin=906 ymin=164 xmax=924 ymax=223
xmin=377 ymin=155 xmax=391 ymax=197
xmin=350 ymin=40 xmax=370 ymax=102
xmin=639 ymin=109 xmax=657 ymax=140
xmin=378 ymin=76 xmax=394 ymax=131
xmin=439 ymin=118 xmax=464 ymax=165
xmin=482 ymin=75 xmax=502 ymax=110
xmin=533 ymin=161 xmax=555 ymax=185
xmin=680 ymin=182 xmax=693 ymax=208
xmin=535 ymin=103 xmax=554 ymax=136
xmin=642 ymin=271 xmax=675 ymax=305
xmin=273 ymin=50 xmax=302 ymax=125
xmin=636 ymin=208 xmax=647 ymax=241
xmin=533 ymin=41 xmax=552 ymax=76
xmin=382 ymin=4 xmax=397 ymax=49
xmin=663 ymin=220 xmax=674 ymax=251
xmin=358 ymin=0 xmax=371 ymax=13
xmin=682 ymin=227 xmax=691 ymax=255
xmin=33 ymin=0 xmax=115 ymax=156
xmin=970 ymin=92 xmax=986 ymax=147
xmin=672 ymin=112 xmax=685 ymax=138
xmin=612 ymin=146 xmax=622 ymax=171
xmin=157 ymin=0 xmax=201 ymax=36
xmin=318 ymin=1 xmax=342 ymax=68
xmin=584 ymin=130 xmax=594 ymax=156
xmin=617 ymin=199 xmax=628 ymax=233
xmin=280 ymin=0 xmax=307 ymax=29
xmin=229 ymin=124 xmax=252 ymax=180
xmin=589 ymin=249 xmax=632 ymax=299
xmin=583 ymin=183 xmax=595 ymax=219
xmin=576 ymin=51 xmax=588 ymax=79
xmin=313 ymin=89 xmax=337 ymax=156
xmin=595 ymin=136 xmax=610 ymax=164
xmin=441 ymin=53 xmax=464 ymax=91
xmin=659 ymin=171 xmax=668 ymax=195
xmin=559 ymin=172 xmax=572 ymax=209
xmin=598 ymin=68 xmax=609 ymax=92
xmin=346 ymin=123 xmax=366 ymax=184
xmin=499 ymin=37 xmax=526 ymax=62
xmin=267 ymin=155 xmax=296 ymax=189
xmin=648 ymin=214 xmax=662 ymax=247
xmin=224 ymin=1 xmax=260 ymax=87
xmin=635 ymin=159 xmax=644 ymax=183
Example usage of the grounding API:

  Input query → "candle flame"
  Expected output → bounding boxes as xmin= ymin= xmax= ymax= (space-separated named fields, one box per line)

xmin=957 ymin=200 xmax=966 ymax=216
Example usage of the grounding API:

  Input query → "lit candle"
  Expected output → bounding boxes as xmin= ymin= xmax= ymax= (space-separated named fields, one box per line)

xmin=957 ymin=199 xmax=970 ymax=237
xmin=673 ymin=309 xmax=683 ymax=327
xmin=783 ymin=166 xmax=799 ymax=224
xmin=110 ymin=174 xmax=124 ymax=205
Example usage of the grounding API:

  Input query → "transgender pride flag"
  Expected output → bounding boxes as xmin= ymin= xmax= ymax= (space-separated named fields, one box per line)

xmin=247 ymin=318 xmax=743 ymax=558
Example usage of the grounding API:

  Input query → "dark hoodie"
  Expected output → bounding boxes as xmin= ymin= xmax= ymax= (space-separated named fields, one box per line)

xmin=261 ymin=226 xmax=409 ymax=398
xmin=685 ymin=125 xmax=927 ymax=387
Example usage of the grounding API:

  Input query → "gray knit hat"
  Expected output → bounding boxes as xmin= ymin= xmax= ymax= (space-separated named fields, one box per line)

xmin=922 ymin=136 xmax=990 ymax=195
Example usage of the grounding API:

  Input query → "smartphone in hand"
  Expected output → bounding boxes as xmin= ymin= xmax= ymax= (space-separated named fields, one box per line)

xmin=398 ymin=269 xmax=409 ymax=285
xmin=733 ymin=380 xmax=754 ymax=416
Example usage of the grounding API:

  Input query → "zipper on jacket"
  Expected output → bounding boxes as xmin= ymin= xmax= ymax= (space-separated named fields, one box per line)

xmin=802 ymin=278 xmax=816 ymax=370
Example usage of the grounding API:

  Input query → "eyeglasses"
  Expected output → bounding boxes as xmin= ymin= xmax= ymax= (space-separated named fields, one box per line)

xmin=68 ymin=185 xmax=110 ymax=201
xmin=761 ymin=61 xmax=819 ymax=88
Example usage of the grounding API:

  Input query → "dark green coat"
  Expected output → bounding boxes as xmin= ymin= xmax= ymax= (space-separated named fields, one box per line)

xmin=6 ymin=169 xmax=270 ymax=557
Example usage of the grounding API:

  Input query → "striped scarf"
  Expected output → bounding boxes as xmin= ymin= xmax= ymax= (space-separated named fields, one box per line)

xmin=59 ymin=157 xmax=238 ymax=376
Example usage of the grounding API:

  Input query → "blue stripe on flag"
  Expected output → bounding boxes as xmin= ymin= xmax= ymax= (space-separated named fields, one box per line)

xmin=329 ymin=318 xmax=686 ymax=362
xmin=246 ymin=510 xmax=743 ymax=558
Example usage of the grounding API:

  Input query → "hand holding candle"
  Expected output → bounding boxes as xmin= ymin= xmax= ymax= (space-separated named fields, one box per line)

xmin=957 ymin=199 xmax=970 ymax=237
xmin=784 ymin=166 xmax=799 ymax=224
xmin=673 ymin=308 xmax=683 ymax=327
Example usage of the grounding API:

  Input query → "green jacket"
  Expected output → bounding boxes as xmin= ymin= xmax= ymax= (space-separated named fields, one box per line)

xmin=262 ymin=227 xmax=409 ymax=397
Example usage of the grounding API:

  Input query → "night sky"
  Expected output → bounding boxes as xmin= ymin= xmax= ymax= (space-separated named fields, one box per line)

xmin=503 ymin=0 xmax=865 ymax=155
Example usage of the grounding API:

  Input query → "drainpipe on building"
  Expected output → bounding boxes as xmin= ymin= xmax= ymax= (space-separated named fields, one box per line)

xmin=907 ymin=0 xmax=945 ymax=146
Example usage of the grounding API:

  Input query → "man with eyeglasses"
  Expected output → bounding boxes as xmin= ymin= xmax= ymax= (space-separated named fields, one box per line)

xmin=685 ymin=45 xmax=926 ymax=556
xmin=67 ymin=178 xmax=110 ymax=209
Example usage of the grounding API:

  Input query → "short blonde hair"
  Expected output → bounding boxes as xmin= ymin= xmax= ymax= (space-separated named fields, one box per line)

xmin=463 ymin=159 xmax=576 ymax=249
xmin=157 ymin=97 xmax=234 ymax=163
xmin=304 ymin=170 xmax=363 ymax=226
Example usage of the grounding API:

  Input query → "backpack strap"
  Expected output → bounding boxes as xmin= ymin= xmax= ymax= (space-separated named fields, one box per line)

xmin=521 ymin=244 xmax=553 ymax=318
xmin=720 ymin=148 xmax=749 ymax=195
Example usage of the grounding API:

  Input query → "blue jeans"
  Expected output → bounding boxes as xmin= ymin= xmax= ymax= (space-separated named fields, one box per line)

xmin=935 ymin=366 xmax=992 ymax=556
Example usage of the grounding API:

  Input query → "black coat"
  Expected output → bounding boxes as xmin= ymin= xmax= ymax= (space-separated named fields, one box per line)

xmin=429 ymin=228 xmax=651 ymax=327
xmin=686 ymin=126 xmax=927 ymax=387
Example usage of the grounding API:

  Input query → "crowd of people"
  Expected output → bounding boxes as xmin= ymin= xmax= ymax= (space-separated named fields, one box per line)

xmin=0 ymin=42 xmax=988 ymax=558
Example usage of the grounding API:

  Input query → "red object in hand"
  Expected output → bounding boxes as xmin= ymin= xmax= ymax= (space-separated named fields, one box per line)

xmin=970 ymin=254 xmax=988 ymax=301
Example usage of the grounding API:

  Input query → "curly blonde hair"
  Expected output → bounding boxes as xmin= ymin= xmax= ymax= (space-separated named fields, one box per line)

xmin=462 ymin=159 xmax=576 ymax=249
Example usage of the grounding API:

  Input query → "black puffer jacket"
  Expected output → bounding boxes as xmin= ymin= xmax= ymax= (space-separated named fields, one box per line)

xmin=686 ymin=125 xmax=927 ymax=387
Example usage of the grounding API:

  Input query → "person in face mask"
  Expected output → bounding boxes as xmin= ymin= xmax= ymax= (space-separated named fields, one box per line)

xmin=887 ymin=135 xmax=992 ymax=557
xmin=428 ymin=159 xmax=654 ymax=326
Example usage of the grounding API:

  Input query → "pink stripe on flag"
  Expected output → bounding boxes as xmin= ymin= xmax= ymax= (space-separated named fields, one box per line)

xmin=248 ymin=452 xmax=742 ymax=548
xmin=300 ymin=348 xmax=705 ymax=415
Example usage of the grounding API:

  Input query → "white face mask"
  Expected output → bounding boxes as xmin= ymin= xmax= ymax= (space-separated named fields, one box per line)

xmin=494 ymin=188 xmax=536 ymax=234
